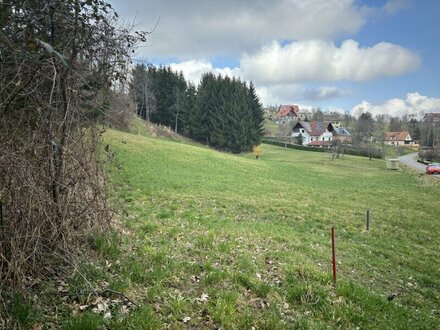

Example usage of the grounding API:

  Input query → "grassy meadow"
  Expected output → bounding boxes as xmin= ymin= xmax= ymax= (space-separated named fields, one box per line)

xmin=64 ymin=121 xmax=440 ymax=329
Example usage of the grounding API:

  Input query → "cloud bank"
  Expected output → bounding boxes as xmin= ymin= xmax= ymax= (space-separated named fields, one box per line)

xmin=113 ymin=0 xmax=370 ymax=58
xmin=241 ymin=40 xmax=420 ymax=84
xmin=166 ymin=38 xmax=419 ymax=105
xmin=110 ymin=0 xmax=430 ymax=110
xmin=352 ymin=92 xmax=440 ymax=118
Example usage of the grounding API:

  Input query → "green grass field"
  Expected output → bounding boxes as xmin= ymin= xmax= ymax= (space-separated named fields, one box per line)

xmin=263 ymin=118 xmax=279 ymax=136
xmin=66 ymin=121 xmax=440 ymax=329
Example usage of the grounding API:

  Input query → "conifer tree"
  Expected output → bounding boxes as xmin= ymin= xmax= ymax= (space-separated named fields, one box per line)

xmin=248 ymin=81 xmax=265 ymax=146
xmin=180 ymin=83 xmax=197 ymax=136
xmin=130 ymin=65 xmax=265 ymax=153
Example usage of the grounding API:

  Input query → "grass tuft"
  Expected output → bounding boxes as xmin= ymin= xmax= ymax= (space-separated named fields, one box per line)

xmin=8 ymin=293 xmax=40 ymax=328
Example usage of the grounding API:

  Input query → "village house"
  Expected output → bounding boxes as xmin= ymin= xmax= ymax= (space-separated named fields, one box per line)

xmin=384 ymin=131 xmax=419 ymax=148
xmin=323 ymin=112 xmax=345 ymax=128
xmin=275 ymin=104 xmax=300 ymax=124
xmin=291 ymin=121 xmax=335 ymax=147
xmin=423 ymin=112 xmax=440 ymax=123
xmin=333 ymin=127 xmax=352 ymax=143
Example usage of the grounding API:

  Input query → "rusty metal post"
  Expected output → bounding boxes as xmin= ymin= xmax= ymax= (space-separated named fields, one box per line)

xmin=332 ymin=225 xmax=336 ymax=285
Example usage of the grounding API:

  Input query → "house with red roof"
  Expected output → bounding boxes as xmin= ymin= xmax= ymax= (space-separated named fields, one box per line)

xmin=423 ymin=113 xmax=440 ymax=123
xmin=275 ymin=104 xmax=300 ymax=124
xmin=291 ymin=121 xmax=335 ymax=146
xmin=384 ymin=131 xmax=418 ymax=148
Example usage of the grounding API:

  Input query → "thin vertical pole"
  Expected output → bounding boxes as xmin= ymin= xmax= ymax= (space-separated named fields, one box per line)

xmin=366 ymin=209 xmax=370 ymax=230
xmin=331 ymin=225 xmax=336 ymax=285
xmin=0 ymin=201 xmax=3 ymax=229
xmin=0 ymin=201 xmax=4 ymax=248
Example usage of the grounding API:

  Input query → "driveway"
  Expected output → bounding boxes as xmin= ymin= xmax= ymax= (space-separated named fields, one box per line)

xmin=398 ymin=153 xmax=427 ymax=173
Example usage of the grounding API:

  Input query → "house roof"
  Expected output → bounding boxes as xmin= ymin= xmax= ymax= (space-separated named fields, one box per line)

xmin=294 ymin=121 xmax=334 ymax=136
xmin=276 ymin=105 xmax=300 ymax=118
xmin=385 ymin=131 xmax=410 ymax=141
xmin=334 ymin=127 xmax=351 ymax=136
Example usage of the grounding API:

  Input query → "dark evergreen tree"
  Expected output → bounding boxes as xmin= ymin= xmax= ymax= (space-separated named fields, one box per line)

xmin=130 ymin=65 xmax=265 ymax=153
xmin=407 ymin=118 xmax=421 ymax=141
xmin=353 ymin=112 xmax=375 ymax=144
xmin=193 ymin=72 xmax=217 ymax=143
xmin=180 ymin=83 xmax=197 ymax=136
xmin=248 ymin=81 xmax=265 ymax=147
xmin=389 ymin=116 xmax=402 ymax=131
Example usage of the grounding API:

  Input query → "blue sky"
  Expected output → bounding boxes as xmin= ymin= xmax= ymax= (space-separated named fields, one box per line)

xmin=109 ymin=0 xmax=440 ymax=117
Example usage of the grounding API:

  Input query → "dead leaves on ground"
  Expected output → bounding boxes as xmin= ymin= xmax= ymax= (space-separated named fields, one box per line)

xmin=70 ymin=295 xmax=135 ymax=320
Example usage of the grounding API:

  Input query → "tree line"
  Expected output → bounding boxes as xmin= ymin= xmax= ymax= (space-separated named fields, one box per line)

xmin=348 ymin=112 xmax=440 ymax=147
xmin=130 ymin=64 xmax=265 ymax=153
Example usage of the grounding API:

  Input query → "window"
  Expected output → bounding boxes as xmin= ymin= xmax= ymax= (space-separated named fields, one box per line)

xmin=311 ymin=137 xmax=313 ymax=141
xmin=301 ymin=129 xmax=305 ymax=133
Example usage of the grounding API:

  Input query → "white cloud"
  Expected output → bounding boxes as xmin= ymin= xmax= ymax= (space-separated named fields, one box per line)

xmin=352 ymin=92 xmax=440 ymax=118
xmin=256 ymin=84 xmax=348 ymax=105
xmin=168 ymin=60 xmax=241 ymax=84
xmin=255 ymin=84 xmax=302 ymax=106
xmin=406 ymin=92 xmax=440 ymax=113
xmin=240 ymin=39 xmax=420 ymax=84
xmin=166 ymin=37 xmax=419 ymax=105
xmin=166 ymin=60 xmax=348 ymax=105
xmin=110 ymin=0 xmax=370 ymax=58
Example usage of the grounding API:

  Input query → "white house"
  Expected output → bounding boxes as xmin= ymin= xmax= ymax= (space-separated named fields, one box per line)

xmin=384 ymin=131 xmax=419 ymax=148
xmin=291 ymin=121 xmax=335 ymax=146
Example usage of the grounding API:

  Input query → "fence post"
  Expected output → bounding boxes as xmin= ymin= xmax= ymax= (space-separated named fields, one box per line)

xmin=332 ymin=225 xmax=336 ymax=285
xmin=0 ymin=201 xmax=3 ymax=247
xmin=366 ymin=209 xmax=370 ymax=230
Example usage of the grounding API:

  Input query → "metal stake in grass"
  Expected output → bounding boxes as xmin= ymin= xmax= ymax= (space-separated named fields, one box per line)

xmin=366 ymin=208 xmax=370 ymax=230
xmin=0 ymin=200 xmax=3 ymax=231
xmin=0 ymin=201 xmax=4 ymax=245
xmin=331 ymin=225 xmax=337 ymax=285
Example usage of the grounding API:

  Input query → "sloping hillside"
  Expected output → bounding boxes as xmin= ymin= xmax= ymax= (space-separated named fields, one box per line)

xmin=83 ymin=124 xmax=440 ymax=328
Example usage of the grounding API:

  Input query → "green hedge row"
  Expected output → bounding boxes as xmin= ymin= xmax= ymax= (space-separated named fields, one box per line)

xmin=262 ymin=138 xmax=329 ymax=153
xmin=261 ymin=138 xmax=383 ymax=159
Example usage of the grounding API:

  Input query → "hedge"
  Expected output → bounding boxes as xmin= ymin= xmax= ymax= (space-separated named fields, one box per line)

xmin=262 ymin=138 xmax=383 ymax=159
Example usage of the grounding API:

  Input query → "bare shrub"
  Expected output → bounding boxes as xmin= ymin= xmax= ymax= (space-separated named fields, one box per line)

xmin=100 ymin=93 xmax=137 ymax=130
xmin=0 ymin=0 xmax=146 ymax=292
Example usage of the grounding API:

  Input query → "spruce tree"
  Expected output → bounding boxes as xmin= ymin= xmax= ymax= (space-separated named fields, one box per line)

xmin=248 ymin=81 xmax=265 ymax=147
xmin=130 ymin=64 xmax=265 ymax=153
xmin=180 ymin=83 xmax=197 ymax=136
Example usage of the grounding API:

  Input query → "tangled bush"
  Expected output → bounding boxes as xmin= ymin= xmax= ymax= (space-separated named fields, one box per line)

xmin=0 ymin=0 xmax=145 ymax=289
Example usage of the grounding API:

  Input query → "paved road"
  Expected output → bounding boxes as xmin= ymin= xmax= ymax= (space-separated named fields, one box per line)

xmin=398 ymin=153 xmax=427 ymax=173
